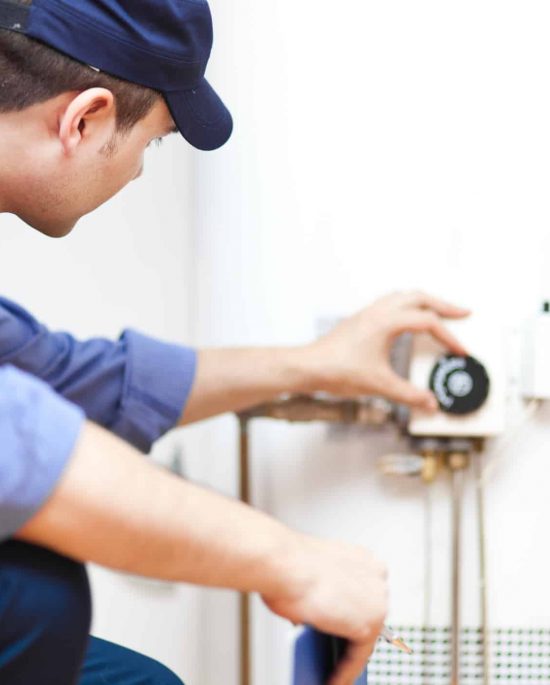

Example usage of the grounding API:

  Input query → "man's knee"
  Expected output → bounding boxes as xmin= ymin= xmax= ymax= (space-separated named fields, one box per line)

xmin=122 ymin=647 xmax=184 ymax=685
xmin=0 ymin=540 xmax=91 ymax=677
xmin=82 ymin=637 xmax=185 ymax=685
xmin=143 ymin=660 xmax=184 ymax=685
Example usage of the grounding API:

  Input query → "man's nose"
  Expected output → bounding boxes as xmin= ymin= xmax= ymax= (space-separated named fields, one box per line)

xmin=133 ymin=165 xmax=144 ymax=180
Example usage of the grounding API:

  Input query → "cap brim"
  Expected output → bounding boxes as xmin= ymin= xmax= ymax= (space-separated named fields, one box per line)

xmin=165 ymin=79 xmax=233 ymax=151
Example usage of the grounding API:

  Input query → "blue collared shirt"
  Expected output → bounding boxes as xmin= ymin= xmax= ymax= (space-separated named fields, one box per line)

xmin=0 ymin=296 xmax=197 ymax=540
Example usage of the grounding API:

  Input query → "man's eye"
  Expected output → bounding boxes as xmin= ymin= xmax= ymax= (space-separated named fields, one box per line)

xmin=147 ymin=138 xmax=164 ymax=148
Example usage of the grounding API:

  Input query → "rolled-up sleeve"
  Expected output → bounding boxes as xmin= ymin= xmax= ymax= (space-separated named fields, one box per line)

xmin=0 ymin=297 xmax=197 ymax=453
xmin=0 ymin=365 xmax=84 ymax=539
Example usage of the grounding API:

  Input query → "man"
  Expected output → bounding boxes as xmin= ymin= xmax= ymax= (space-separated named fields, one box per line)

xmin=0 ymin=1 xmax=469 ymax=684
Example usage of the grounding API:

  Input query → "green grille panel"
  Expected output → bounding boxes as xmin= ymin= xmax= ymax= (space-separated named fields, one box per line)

xmin=368 ymin=626 xmax=550 ymax=684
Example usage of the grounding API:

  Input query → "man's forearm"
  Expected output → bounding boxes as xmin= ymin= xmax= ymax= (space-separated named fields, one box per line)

xmin=16 ymin=421 xmax=306 ymax=597
xmin=181 ymin=347 xmax=317 ymax=424
xmin=180 ymin=293 xmax=470 ymax=424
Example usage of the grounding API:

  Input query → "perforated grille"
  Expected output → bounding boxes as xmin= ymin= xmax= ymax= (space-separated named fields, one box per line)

xmin=368 ymin=626 xmax=550 ymax=684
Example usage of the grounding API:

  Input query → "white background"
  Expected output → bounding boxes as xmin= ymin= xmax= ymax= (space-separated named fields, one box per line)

xmin=4 ymin=1 xmax=550 ymax=684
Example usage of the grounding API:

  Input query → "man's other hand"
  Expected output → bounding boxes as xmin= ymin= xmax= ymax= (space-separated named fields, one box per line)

xmin=302 ymin=291 xmax=470 ymax=412
xmin=263 ymin=535 xmax=388 ymax=685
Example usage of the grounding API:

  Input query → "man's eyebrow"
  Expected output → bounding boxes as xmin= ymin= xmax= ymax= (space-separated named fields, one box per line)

xmin=167 ymin=125 xmax=178 ymax=135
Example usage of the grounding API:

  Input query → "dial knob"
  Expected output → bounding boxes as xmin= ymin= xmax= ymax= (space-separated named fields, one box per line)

xmin=429 ymin=354 xmax=490 ymax=415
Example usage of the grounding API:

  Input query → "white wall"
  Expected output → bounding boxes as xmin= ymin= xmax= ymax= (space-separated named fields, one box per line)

xmin=191 ymin=2 xmax=550 ymax=683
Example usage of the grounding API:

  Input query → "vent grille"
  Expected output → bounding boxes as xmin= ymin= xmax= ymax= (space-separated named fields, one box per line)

xmin=368 ymin=626 xmax=550 ymax=684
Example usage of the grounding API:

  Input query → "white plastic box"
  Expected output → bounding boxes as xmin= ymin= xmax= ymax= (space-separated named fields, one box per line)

xmin=522 ymin=303 xmax=550 ymax=400
xmin=408 ymin=315 xmax=507 ymax=438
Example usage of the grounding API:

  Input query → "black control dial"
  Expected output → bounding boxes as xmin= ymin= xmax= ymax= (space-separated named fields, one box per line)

xmin=429 ymin=354 xmax=490 ymax=415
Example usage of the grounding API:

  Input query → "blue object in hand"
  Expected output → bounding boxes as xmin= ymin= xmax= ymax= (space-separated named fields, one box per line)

xmin=293 ymin=627 xmax=367 ymax=685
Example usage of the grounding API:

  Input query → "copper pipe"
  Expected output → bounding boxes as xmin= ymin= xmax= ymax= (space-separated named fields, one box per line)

xmin=422 ymin=481 xmax=434 ymax=685
xmin=474 ymin=454 xmax=490 ymax=685
xmin=451 ymin=466 xmax=463 ymax=685
xmin=448 ymin=451 xmax=469 ymax=685
xmin=239 ymin=394 xmax=393 ymax=425
xmin=239 ymin=417 xmax=251 ymax=685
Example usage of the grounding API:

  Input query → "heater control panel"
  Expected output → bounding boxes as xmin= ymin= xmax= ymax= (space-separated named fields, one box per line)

xmin=408 ymin=316 xmax=507 ymax=437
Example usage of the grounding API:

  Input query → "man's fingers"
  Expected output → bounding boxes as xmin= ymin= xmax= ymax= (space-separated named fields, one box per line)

xmin=328 ymin=641 xmax=374 ymax=685
xmin=394 ymin=311 xmax=468 ymax=355
xmin=376 ymin=370 xmax=437 ymax=411
xmin=424 ymin=317 xmax=468 ymax=355
xmin=400 ymin=291 xmax=470 ymax=319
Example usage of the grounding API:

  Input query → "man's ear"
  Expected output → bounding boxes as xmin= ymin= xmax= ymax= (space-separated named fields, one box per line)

xmin=58 ymin=88 xmax=115 ymax=154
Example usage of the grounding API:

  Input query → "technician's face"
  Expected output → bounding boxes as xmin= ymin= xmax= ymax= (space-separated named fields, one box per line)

xmin=18 ymin=98 xmax=177 ymax=238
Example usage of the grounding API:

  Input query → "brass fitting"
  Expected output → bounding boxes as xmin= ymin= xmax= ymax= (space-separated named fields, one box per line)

xmin=447 ymin=451 xmax=470 ymax=472
xmin=420 ymin=450 xmax=441 ymax=483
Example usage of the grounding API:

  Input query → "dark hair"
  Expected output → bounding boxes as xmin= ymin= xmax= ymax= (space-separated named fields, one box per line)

xmin=0 ymin=4 xmax=159 ymax=132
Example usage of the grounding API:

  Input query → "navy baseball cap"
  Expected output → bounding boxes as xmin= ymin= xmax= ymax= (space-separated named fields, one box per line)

xmin=0 ymin=0 xmax=232 ymax=151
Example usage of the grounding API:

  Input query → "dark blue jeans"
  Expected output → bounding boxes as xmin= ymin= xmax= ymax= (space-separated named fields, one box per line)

xmin=0 ymin=541 xmax=184 ymax=685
